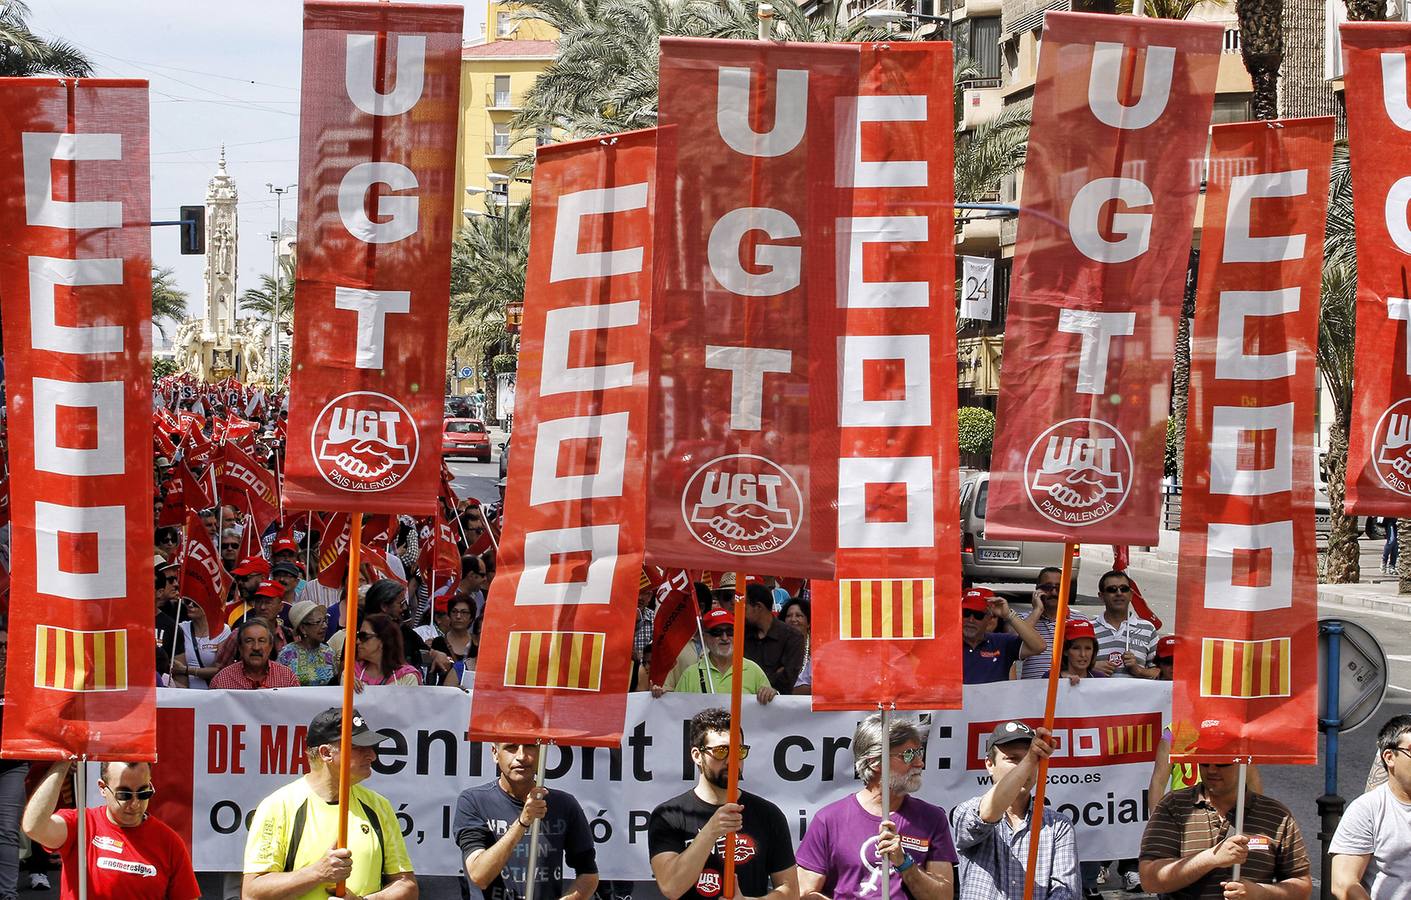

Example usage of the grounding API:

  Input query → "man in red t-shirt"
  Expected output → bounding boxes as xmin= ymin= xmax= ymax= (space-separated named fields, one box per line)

xmin=21 ymin=759 xmax=199 ymax=900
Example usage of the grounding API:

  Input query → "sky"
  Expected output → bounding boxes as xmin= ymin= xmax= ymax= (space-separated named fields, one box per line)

xmin=28 ymin=0 xmax=490 ymax=344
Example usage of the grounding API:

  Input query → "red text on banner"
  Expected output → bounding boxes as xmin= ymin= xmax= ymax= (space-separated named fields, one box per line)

xmin=985 ymin=13 xmax=1221 ymax=544
xmin=1170 ymin=117 xmax=1331 ymax=764
xmin=283 ymin=1 xmax=462 ymax=514
xmin=470 ymin=130 xmax=655 ymax=747
xmin=0 ymin=79 xmax=156 ymax=758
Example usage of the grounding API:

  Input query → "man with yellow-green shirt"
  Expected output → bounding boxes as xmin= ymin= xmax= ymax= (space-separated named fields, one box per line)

xmin=673 ymin=609 xmax=778 ymax=704
xmin=242 ymin=706 xmax=417 ymax=900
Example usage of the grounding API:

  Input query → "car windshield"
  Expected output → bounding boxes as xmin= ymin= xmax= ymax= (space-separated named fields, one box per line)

xmin=975 ymin=480 xmax=988 ymax=519
xmin=445 ymin=421 xmax=485 ymax=434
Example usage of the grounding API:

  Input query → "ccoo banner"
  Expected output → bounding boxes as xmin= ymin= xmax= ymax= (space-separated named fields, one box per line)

xmin=811 ymin=43 xmax=964 ymax=711
xmin=1341 ymin=24 xmax=1411 ymax=515
xmin=960 ymin=256 xmax=995 ymax=321
xmin=1171 ymin=117 xmax=1330 ymax=763
xmin=646 ymin=38 xmax=856 ymax=579
xmin=0 ymin=79 xmax=156 ymax=758
xmin=471 ymin=130 xmax=656 ymax=748
xmin=283 ymin=1 xmax=463 ymax=514
xmin=150 ymin=681 xmax=1170 ymax=877
xmin=985 ymin=13 xmax=1221 ymax=544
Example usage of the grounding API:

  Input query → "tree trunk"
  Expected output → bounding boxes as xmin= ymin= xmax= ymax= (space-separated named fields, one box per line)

xmin=1323 ymin=414 xmax=1361 ymax=584
xmin=1247 ymin=62 xmax=1280 ymax=120
xmin=1170 ymin=314 xmax=1192 ymax=478
xmin=1400 ymin=518 xmax=1411 ymax=594
xmin=1344 ymin=0 xmax=1387 ymax=20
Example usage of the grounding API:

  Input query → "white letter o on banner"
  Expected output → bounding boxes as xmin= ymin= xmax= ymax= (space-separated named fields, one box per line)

xmin=707 ymin=207 xmax=802 ymax=297
xmin=1068 ymin=177 xmax=1153 ymax=264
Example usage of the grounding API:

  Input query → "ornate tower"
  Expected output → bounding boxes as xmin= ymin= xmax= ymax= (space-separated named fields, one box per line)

xmin=203 ymin=147 xmax=239 ymax=374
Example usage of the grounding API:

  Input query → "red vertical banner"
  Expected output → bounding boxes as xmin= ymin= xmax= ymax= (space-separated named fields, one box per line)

xmin=985 ymin=13 xmax=1221 ymax=544
xmin=646 ymin=38 xmax=857 ymax=579
xmin=470 ymin=130 xmax=655 ymax=747
xmin=0 ymin=79 xmax=156 ymax=758
xmin=1171 ymin=118 xmax=1331 ymax=763
xmin=811 ymin=44 xmax=963 ymax=710
xmin=283 ymin=1 xmax=463 ymax=515
xmin=1341 ymin=25 xmax=1411 ymax=514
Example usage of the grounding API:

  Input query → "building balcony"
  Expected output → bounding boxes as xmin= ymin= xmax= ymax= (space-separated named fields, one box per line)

xmin=959 ymin=78 xmax=1003 ymax=130
xmin=486 ymin=91 xmax=522 ymax=112
xmin=952 ymin=0 xmax=1002 ymax=20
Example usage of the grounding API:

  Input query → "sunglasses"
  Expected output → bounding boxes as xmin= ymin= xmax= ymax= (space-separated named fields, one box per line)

xmin=699 ymin=744 xmax=750 ymax=761
xmin=962 ymin=609 xmax=988 ymax=620
xmin=164 ymin=577 xmax=179 ymax=587
xmin=356 ymin=631 xmax=377 ymax=642
xmin=706 ymin=628 xmax=732 ymax=638
xmin=891 ymin=747 xmax=925 ymax=764
xmin=105 ymin=785 xmax=155 ymax=802
xmin=1102 ymin=585 xmax=1132 ymax=594
xmin=1036 ymin=583 xmax=1059 ymax=593
xmin=222 ymin=543 xmax=240 ymax=550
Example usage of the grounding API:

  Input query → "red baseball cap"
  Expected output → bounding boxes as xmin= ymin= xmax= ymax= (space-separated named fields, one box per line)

xmin=1064 ymin=619 xmax=1097 ymax=642
xmin=1155 ymin=635 xmax=1176 ymax=660
xmin=272 ymin=538 xmax=300 ymax=556
xmin=255 ymin=579 xmax=285 ymax=598
xmin=233 ymin=556 xmax=270 ymax=577
xmin=962 ymin=587 xmax=995 ymax=613
xmin=701 ymin=608 xmax=734 ymax=630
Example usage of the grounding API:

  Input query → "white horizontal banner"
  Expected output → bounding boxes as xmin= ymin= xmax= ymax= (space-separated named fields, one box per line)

xmin=153 ymin=679 xmax=1170 ymax=878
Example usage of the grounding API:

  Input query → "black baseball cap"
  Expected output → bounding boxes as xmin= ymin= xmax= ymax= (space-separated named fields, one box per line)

xmin=306 ymin=707 xmax=388 ymax=749
xmin=987 ymin=720 xmax=1036 ymax=751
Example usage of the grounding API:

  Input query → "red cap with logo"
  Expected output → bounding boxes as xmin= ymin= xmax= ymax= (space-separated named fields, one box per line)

xmin=272 ymin=538 xmax=300 ymax=556
xmin=254 ymin=579 xmax=285 ymax=598
xmin=1064 ymin=619 xmax=1097 ymax=642
xmin=701 ymin=608 xmax=734 ymax=630
xmin=233 ymin=556 xmax=271 ymax=577
xmin=1155 ymin=635 xmax=1176 ymax=660
xmin=962 ymin=587 xmax=995 ymax=613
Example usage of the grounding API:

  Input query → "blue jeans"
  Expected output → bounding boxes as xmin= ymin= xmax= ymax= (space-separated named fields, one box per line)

xmin=0 ymin=764 xmax=29 ymax=900
xmin=1385 ymin=520 xmax=1399 ymax=568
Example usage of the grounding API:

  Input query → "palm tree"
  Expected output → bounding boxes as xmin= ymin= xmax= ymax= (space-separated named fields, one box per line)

xmin=1320 ymin=145 xmax=1360 ymax=584
xmin=954 ymin=56 xmax=1030 ymax=204
xmin=150 ymin=267 xmax=188 ymax=339
xmin=0 ymin=1 xmax=92 ymax=77
xmin=238 ymin=256 xmax=295 ymax=326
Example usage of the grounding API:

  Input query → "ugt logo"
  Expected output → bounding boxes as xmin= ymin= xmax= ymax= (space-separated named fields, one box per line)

xmin=1372 ymin=398 xmax=1411 ymax=496
xmin=1023 ymin=418 xmax=1132 ymax=526
xmin=311 ymin=391 xmax=418 ymax=493
xmin=682 ymin=454 xmax=803 ymax=556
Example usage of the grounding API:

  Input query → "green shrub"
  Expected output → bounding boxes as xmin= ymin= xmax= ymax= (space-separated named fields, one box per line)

xmin=957 ymin=406 xmax=996 ymax=456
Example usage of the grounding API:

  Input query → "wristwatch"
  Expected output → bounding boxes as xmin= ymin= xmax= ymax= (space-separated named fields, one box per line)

xmin=895 ymin=852 xmax=917 ymax=873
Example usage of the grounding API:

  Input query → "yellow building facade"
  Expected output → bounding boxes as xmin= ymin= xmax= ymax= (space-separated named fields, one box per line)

xmin=451 ymin=3 xmax=559 ymax=235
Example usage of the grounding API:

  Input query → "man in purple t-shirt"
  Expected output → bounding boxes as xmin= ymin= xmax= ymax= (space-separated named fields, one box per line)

xmin=797 ymin=713 xmax=957 ymax=899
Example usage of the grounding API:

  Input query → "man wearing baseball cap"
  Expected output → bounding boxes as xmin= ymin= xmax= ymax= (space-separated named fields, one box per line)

xmin=950 ymin=722 xmax=1079 ymax=900
xmin=243 ymin=707 xmax=416 ymax=900
xmin=962 ymin=588 xmax=1047 ymax=684
xmin=1154 ymin=635 xmax=1176 ymax=682
xmin=671 ymin=609 xmax=777 ymax=704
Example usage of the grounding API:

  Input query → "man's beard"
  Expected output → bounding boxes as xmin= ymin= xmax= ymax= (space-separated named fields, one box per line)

xmin=889 ymin=771 xmax=923 ymax=795
xmin=705 ymin=766 xmax=731 ymax=790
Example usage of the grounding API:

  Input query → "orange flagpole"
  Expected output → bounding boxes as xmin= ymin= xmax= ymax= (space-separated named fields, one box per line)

xmin=723 ymin=570 xmax=749 ymax=898
xmin=334 ymin=515 xmax=364 ymax=897
xmin=1022 ymin=543 xmax=1075 ymax=900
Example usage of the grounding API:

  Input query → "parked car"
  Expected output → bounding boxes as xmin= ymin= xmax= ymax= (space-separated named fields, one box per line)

xmin=959 ymin=472 xmax=1080 ymax=596
xmin=442 ymin=418 xmax=491 ymax=461
xmin=444 ymin=395 xmax=471 ymax=419
xmin=499 ymin=435 xmax=511 ymax=481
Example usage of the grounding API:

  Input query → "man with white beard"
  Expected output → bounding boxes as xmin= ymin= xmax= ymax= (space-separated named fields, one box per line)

xmin=797 ymin=714 xmax=957 ymax=899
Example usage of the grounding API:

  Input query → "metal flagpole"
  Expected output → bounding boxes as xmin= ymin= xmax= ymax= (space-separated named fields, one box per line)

xmin=880 ymin=705 xmax=892 ymax=900
xmin=477 ymin=505 xmax=499 ymax=555
xmin=523 ymin=744 xmax=551 ymax=900
xmin=75 ymin=758 xmax=88 ymax=900
xmin=1022 ymin=544 xmax=1076 ymax=900
xmin=695 ymin=614 xmax=716 ymax=694
xmin=1231 ymin=761 xmax=1249 ymax=882
xmin=334 ymin=516 xmax=365 ymax=897
xmin=723 ymin=569 xmax=749 ymax=898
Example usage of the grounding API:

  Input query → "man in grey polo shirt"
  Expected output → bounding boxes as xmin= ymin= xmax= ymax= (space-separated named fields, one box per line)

xmin=1331 ymin=715 xmax=1411 ymax=900
xmin=1089 ymin=570 xmax=1158 ymax=678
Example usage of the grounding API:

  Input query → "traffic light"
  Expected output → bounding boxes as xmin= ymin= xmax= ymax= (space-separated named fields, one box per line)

xmin=179 ymin=205 xmax=205 ymax=255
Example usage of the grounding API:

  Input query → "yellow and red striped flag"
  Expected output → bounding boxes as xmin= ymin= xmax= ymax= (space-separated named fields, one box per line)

xmin=1200 ymin=637 xmax=1291 ymax=699
xmin=838 ymin=579 xmax=934 ymax=641
xmin=503 ymin=631 xmax=606 ymax=692
xmin=34 ymin=625 xmax=129 ymax=693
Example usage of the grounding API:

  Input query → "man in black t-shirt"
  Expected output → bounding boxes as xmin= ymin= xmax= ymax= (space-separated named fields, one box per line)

xmin=453 ymin=741 xmax=598 ymax=900
xmin=648 ymin=707 xmax=797 ymax=900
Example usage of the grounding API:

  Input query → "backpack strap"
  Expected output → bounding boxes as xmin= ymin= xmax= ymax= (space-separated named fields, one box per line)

xmin=283 ymin=800 xmax=310 ymax=874
xmin=357 ymin=797 xmax=385 ymax=879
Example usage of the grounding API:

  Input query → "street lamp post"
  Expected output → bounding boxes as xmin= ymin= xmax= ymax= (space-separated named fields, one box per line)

xmin=266 ymin=182 xmax=295 ymax=385
xmin=861 ymin=6 xmax=950 ymax=39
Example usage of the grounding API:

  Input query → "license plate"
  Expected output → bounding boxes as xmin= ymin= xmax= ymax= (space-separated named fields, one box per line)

xmin=977 ymin=548 xmax=1021 ymax=562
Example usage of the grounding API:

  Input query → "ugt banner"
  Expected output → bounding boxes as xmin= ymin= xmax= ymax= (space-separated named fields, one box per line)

xmin=1171 ymin=117 xmax=1331 ymax=763
xmin=1341 ymin=24 xmax=1411 ymax=514
xmin=811 ymin=43 xmax=964 ymax=711
xmin=152 ymin=681 xmax=1170 ymax=876
xmin=283 ymin=1 xmax=462 ymax=515
xmin=986 ymin=14 xmax=1221 ymax=544
xmin=470 ymin=130 xmax=656 ymax=747
xmin=646 ymin=38 xmax=857 ymax=579
xmin=0 ymin=79 xmax=156 ymax=758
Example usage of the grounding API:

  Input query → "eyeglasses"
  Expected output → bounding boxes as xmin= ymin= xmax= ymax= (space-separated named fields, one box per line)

xmin=222 ymin=543 xmax=240 ymax=550
xmin=1102 ymin=585 xmax=1132 ymax=594
xmin=449 ymin=608 xmax=473 ymax=617
xmin=706 ymin=628 xmax=732 ymax=638
xmin=301 ymin=618 xmax=328 ymax=629
xmin=891 ymin=748 xmax=925 ymax=764
xmin=356 ymin=631 xmax=377 ymax=642
xmin=1387 ymin=746 xmax=1411 ymax=761
xmin=104 ymin=785 xmax=155 ymax=802
xmin=1036 ymin=583 xmax=1059 ymax=593
xmin=962 ymin=609 xmax=988 ymax=620
xmin=699 ymin=744 xmax=750 ymax=761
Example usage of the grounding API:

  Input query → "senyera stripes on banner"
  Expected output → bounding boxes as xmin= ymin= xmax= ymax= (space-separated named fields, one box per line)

xmin=811 ymin=43 xmax=964 ymax=712
xmin=470 ymin=129 xmax=656 ymax=748
xmin=1170 ymin=116 xmax=1331 ymax=764
xmin=0 ymin=78 xmax=157 ymax=758
xmin=646 ymin=38 xmax=854 ymax=579
xmin=1341 ymin=24 xmax=1411 ymax=516
xmin=985 ymin=13 xmax=1222 ymax=545
xmin=282 ymin=1 xmax=462 ymax=515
